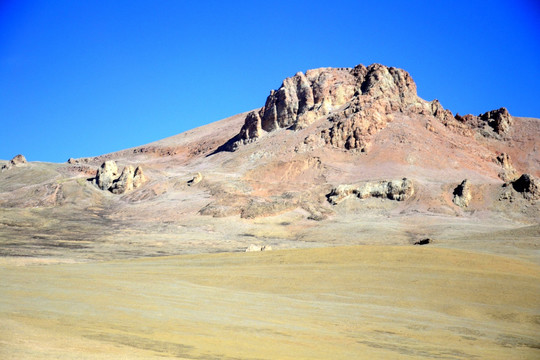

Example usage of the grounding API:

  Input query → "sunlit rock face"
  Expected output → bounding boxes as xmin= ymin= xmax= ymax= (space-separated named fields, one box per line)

xmin=1 ymin=154 xmax=27 ymax=171
xmin=225 ymin=63 xmax=451 ymax=152
xmin=95 ymin=161 xmax=147 ymax=194
xmin=223 ymin=63 xmax=516 ymax=154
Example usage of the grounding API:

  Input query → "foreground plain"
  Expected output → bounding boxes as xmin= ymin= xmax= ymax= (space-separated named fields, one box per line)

xmin=1 ymin=245 xmax=539 ymax=359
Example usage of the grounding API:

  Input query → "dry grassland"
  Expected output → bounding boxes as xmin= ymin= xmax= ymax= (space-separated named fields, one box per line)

xmin=1 ymin=245 xmax=539 ymax=359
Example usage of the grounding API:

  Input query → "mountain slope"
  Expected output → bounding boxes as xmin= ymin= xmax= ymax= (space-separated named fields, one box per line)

xmin=0 ymin=63 xmax=539 ymax=262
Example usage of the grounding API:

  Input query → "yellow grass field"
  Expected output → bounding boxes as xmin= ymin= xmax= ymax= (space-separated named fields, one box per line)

xmin=1 ymin=245 xmax=539 ymax=359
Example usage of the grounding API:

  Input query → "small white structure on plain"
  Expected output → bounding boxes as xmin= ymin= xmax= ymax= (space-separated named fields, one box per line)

xmin=245 ymin=244 xmax=272 ymax=252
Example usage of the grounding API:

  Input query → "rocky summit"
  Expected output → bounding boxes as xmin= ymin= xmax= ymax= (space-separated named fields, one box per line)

xmin=1 ymin=63 xmax=540 ymax=360
xmin=222 ymin=64 xmax=516 ymax=154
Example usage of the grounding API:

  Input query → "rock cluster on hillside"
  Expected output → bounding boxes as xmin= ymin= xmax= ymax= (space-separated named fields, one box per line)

xmin=94 ymin=160 xmax=146 ymax=194
xmin=1 ymin=154 xmax=27 ymax=171
xmin=327 ymin=178 xmax=414 ymax=204
xmin=221 ymin=63 xmax=514 ymax=153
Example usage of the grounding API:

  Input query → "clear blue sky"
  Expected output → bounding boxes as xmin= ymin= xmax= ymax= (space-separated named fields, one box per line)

xmin=1 ymin=1 xmax=539 ymax=163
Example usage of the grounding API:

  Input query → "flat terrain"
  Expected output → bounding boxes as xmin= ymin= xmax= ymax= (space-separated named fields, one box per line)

xmin=1 ymin=245 xmax=539 ymax=359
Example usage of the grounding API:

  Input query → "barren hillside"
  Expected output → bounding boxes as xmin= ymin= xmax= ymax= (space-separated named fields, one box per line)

xmin=1 ymin=63 xmax=539 ymax=359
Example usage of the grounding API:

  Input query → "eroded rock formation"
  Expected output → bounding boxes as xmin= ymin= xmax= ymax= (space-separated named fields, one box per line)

xmin=221 ymin=64 xmax=514 ymax=153
xmin=94 ymin=161 xmax=147 ymax=194
xmin=327 ymin=178 xmax=414 ymax=204
xmin=96 ymin=160 xmax=119 ymax=190
xmin=480 ymin=108 xmax=513 ymax=134
xmin=455 ymin=108 xmax=513 ymax=137
xmin=225 ymin=64 xmax=426 ymax=151
xmin=187 ymin=172 xmax=203 ymax=186
xmin=512 ymin=174 xmax=540 ymax=201
xmin=1 ymin=154 xmax=27 ymax=171
xmin=495 ymin=153 xmax=518 ymax=182
xmin=133 ymin=166 xmax=146 ymax=188
xmin=111 ymin=165 xmax=135 ymax=194
xmin=453 ymin=179 xmax=472 ymax=207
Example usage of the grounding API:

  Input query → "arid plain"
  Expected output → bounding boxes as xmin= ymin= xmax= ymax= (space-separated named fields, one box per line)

xmin=1 ymin=64 xmax=539 ymax=358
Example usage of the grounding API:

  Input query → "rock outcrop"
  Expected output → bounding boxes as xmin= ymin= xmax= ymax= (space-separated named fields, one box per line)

xmin=495 ymin=153 xmax=518 ymax=182
xmin=94 ymin=161 xmax=147 ymax=194
xmin=225 ymin=64 xmax=427 ymax=152
xmin=1 ymin=154 xmax=27 ymax=171
xmin=327 ymin=178 xmax=414 ymax=204
xmin=187 ymin=172 xmax=203 ymax=186
xmin=245 ymin=244 xmax=272 ymax=252
xmin=512 ymin=174 xmax=540 ymax=201
xmin=111 ymin=165 xmax=135 ymax=194
xmin=96 ymin=161 xmax=119 ymax=190
xmin=455 ymin=108 xmax=513 ymax=137
xmin=480 ymin=108 xmax=513 ymax=134
xmin=220 ymin=63 xmax=514 ymax=153
xmin=133 ymin=166 xmax=146 ymax=188
xmin=453 ymin=179 xmax=472 ymax=207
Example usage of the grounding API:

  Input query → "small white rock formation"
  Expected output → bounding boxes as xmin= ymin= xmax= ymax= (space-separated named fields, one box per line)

xmin=187 ymin=172 xmax=203 ymax=186
xmin=94 ymin=160 xmax=147 ymax=194
xmin=133 ymin=166 xmax=146 ymax=188
xmin=327 ymin=178 xmax=414 ymax=204
xmin=1 ymin=154 xmax=27 ymax=171
xmin=453 ymin=179 xmax=472 ymax=207
xmin=245 ymin=244 xmax=273 ymax=252
xmin=96 ymin=160 xmax=119 ymax=190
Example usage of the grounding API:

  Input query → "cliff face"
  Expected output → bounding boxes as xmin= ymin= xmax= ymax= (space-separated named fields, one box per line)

xmin=224 ymin=63 xmax=512 ymax=152
xmin=225 ymin=64 xmax=426 ymax=151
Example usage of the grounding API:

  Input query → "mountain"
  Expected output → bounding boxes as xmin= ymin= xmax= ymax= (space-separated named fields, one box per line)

xmin=2 ymin=63 xmax=540 ymax=360
xmin=1 ymin=63 xmax=539 ymax=261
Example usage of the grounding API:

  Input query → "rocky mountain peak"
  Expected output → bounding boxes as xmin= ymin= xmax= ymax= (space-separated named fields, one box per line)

xmin=222 ymin=63 xmax=444 ymax=152
xmin=220 ymin=63 xmax=514 ymax=153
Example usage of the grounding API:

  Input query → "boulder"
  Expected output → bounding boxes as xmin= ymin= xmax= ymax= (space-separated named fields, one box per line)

xmin=512 ymin=174 xmax=540 ymax=201
xmin=95 ymin=160 xmax=119 ymax=190
xmin=414 ymin=238 xmax=431 ymax=245
xmin=245 ymin=244 xmax=262 ymax=252
xmin=10 ymin=154 xmax=27 ymax=166
xmin=1 ymin=154 xmax=27 ymax=171
xmin=453 ymin=179 xmax=472 ymax=207
xmin=111 ymin=166 xmax=135 ymax=194
xmin=187 ymin=172 xmax=203 ymax=186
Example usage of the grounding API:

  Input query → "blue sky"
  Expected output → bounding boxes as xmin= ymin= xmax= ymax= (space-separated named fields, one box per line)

xmin=1 ymin=1 xmax=539 ymax=163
